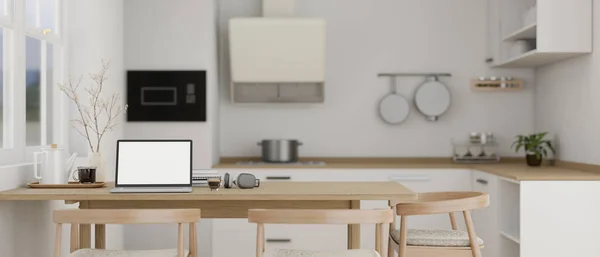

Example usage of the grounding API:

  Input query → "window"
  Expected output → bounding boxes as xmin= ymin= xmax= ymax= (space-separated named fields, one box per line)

xmin=25 ymin=36 xmax=41 ymax=146
xmin=0 ymin=29 xmax=4 ymax=147
xmin=24 ymin=0 xmax=61 ymax=148
xmin=0 ymin=0 xmax=10 ymax=20
xmin=0 ymin=1 xmax=9 ymax=149
xmin=0 ymin=0 xmax=64 ymax=164
xmin=26 ymin=0 xmax=58 ymax=36
xmin=0 ymin=0 xmax=5 ymax=17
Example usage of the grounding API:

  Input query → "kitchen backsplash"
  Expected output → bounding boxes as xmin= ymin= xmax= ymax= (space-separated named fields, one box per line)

xmin=218 ymin=0 xmax=535 ymax=158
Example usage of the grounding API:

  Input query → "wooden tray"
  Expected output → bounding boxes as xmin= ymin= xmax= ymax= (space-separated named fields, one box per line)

xmin=27 ymin=182 xmax=106 ymax=188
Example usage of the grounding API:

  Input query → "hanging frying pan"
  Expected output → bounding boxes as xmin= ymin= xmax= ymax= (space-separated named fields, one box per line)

xmin=379 ymin=77 xmax=410 ymax=125
xmin=414 ymin=76 xmax=451 ymax=121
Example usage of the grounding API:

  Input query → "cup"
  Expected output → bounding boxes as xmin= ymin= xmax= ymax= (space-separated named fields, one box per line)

xmin=208 ymin=178 xmax=222 ymax=191
xmin=73 ymin=166 xmax=97 ymax=184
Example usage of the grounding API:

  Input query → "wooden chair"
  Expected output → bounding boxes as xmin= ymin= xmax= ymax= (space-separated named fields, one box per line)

xmin=248 ymin=209 xmax=394 ymax=257
xmin=53 ymin=209 xmax=201 ymax=257
xmin=388 ymin=192 xmax=489 ymax=257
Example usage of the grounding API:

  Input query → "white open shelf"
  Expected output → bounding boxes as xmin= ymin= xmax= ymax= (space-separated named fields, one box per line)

xmin=500 ymin=231 xmax=521 ymax=244
xmin=495 ymin=50 xmax=587 ymax=68
xmin=500 ymin=234 xmax=521 ymax=257
xmin=499 ymin=179 xmax=520 ymax=245
xmin=504 ymin=23 xmax=537 ymax=41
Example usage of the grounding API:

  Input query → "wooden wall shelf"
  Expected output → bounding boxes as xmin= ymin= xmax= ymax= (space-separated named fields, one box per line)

xmin=471 ymin=79 xmax=523 ymax=91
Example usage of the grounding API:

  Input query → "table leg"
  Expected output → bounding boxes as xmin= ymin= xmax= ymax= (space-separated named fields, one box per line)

xmin=95 ymin=224 xmax=106 ymax=249
xmin=79 ymin=201 xmax=91 ymax=249
xmin=348 ymin=200 xmax=361 ymax=249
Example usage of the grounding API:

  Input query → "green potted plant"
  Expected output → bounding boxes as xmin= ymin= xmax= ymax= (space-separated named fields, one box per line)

xmin=511 ymin=132 xmax=555 ymax=166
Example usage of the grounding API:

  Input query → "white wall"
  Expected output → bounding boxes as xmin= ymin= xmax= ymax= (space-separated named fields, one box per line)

xmin=0 ymin=165 xmax=63 ymax=257
xmin=534 ymin=2 xmax=599 ymax=165
xmin=67 ymin=0 xmax=125 ymax=180
xmin=122 ymin=1 xmax=218 ymax=256
xmin=218 ymin=0 xmax=535 ymax=158
xmin=123 ymin=0 xmax=219 ymax=168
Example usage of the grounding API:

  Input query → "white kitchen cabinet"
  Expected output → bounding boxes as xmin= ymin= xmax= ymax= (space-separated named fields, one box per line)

xmin=213 ymin=169 xmax=473 ymax=257
xmin=488 ymin=0 xmax=591 ymax=67
xmin=471 ymin=171 xmax=499 ymax=257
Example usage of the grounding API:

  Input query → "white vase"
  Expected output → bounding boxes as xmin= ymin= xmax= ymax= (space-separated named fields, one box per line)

xmin=88 ymin=152 xmax=106 ymax=182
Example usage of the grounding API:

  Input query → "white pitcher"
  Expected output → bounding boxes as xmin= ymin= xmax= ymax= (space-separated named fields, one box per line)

xmin=33 ymin=144 xmax=78 ymax=184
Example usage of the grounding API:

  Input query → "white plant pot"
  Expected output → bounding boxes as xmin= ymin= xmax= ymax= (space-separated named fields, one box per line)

xmin=88 ymin=152 xmax=106 ymax=182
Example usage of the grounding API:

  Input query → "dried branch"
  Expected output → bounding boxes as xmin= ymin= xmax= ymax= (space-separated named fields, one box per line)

xmin=58 ymin=60 xmax=126 ymax=153
xmin=58 ymin=76 xmax=95 ymax=152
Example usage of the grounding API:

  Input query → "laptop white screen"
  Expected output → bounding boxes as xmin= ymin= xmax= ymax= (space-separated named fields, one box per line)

xmin=116 ymin=141 xmax=191 ymax=185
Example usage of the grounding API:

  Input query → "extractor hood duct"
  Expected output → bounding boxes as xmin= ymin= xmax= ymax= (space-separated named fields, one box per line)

xmin=228 ymin=0 xmax=326 ymax=103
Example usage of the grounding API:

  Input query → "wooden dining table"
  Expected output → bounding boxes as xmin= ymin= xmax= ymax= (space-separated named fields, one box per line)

xmin=0 ymin=181 xmax=415 ymax=251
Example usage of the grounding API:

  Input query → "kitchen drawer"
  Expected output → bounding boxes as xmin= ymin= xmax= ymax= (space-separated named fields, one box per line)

xmin=388 ymin=170 xmax=472 ymax=192
xmin=213 ymin=222 xmax=346 ymax=257
xmin=388 ymin=170 xmax=471 ymax=231
xmin=213 ymin=229 xmax=255 ymax=257
xmin=265 ymin=224 xmax=346 ymax=251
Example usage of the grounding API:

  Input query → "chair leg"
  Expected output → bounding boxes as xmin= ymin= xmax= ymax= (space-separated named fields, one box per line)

xmin=376 ymin=223 xmax=382 ymax=254
xmin=189 ymin=222 xmax=197 ymax=257
xmin=388 ymin=239 xmax=395 ymax=257
xmin=54 ymin=224 xmax=62 ymax=257
xmin=177 ymin=223 xmax=185 ymax=257
xmin=398 ymin=216 xmax=408 ymax=257
xmin=449 ymin=212 xmax=458 ymax=230
xmin=256 ymin=223 xmax=265 ymax=257
xmin=388 ymin=212 xmax=396 ymax=257
xmin=463 ymin=211 xmax=482 ymax=257
xmin=377 ymin=223 xmax=388 ymax=257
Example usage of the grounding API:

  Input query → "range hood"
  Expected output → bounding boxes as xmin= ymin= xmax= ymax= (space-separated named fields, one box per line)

xmin=228 ymin=6 xmax=326 ymax=103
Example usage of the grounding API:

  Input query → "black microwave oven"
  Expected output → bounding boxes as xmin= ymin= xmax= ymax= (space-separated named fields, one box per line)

xmin=127 ymin=70 xmax=207 ymax=122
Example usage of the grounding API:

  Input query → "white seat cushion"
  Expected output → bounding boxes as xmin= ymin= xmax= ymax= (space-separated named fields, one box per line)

xmin=264 ymin=249 xmax=380 ymax=257
xmin=69 ymin=249 xmax=189 ymax=257
xmin=390 ymin=229 xmax=484 ymax=247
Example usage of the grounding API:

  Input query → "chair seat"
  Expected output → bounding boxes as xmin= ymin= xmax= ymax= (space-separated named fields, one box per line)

xmin=264 ymin=249 xmax=380 ymax=257
xmin=69 ymin=249 xmax=190 ymax=257
xmin=390 ymin=229 xmax=484 ymax=247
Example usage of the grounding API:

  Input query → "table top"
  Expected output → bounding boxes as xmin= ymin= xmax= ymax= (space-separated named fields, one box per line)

xmin=0 ymin=181 xmax=416 ymax=201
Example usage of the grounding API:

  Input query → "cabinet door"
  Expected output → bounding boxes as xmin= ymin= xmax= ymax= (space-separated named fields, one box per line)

xmin=471 ymin=171 xmax=499 ymax=257
xmin=361 ymin=170 xmax=473 ymax=249
xmin=213 ymin=219 xmax=255 ymax=257
xmin=388 ymin=170 xmax=472 ymax=231
xmin=487 ymin=0 xmax=502 ymax=65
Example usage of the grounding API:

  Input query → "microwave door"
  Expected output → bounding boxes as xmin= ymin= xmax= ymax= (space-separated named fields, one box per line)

xmin=141 ymin=87 xmax=177 ymax=106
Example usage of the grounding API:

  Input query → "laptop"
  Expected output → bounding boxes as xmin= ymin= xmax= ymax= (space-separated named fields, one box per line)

xmin=110 ymin=140 xmax=193 ymax=193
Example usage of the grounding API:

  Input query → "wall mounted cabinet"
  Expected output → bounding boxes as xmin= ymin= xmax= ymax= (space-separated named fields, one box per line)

xmin=488 ymin=0 xmax=592 ymax=68
xmin=229 ymin=18 xmax=326 ymax=103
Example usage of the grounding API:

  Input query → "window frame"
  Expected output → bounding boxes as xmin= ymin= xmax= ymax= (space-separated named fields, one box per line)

xmin=0 ymin=0 xmax=67 ymax=166
xmin=0 ymin=0 xmax=12 ymax=27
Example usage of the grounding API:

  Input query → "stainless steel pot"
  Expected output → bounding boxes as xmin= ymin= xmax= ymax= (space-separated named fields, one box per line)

xmin=258 ymin=139 xmax=303 ymax=163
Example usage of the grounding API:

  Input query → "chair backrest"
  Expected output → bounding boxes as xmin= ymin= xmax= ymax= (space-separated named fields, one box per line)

xmin=394 ymin=192 xmax=489 ymax=216
xmin=249 ymin=209 xmax=393 ymax=257
xmin=248 ymin=209 xmax=394 ymax=224
xmin=52 ymin=209 xmax=201 ymax=257
xmin=54 ymin=209 xmax=201 ymax=224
